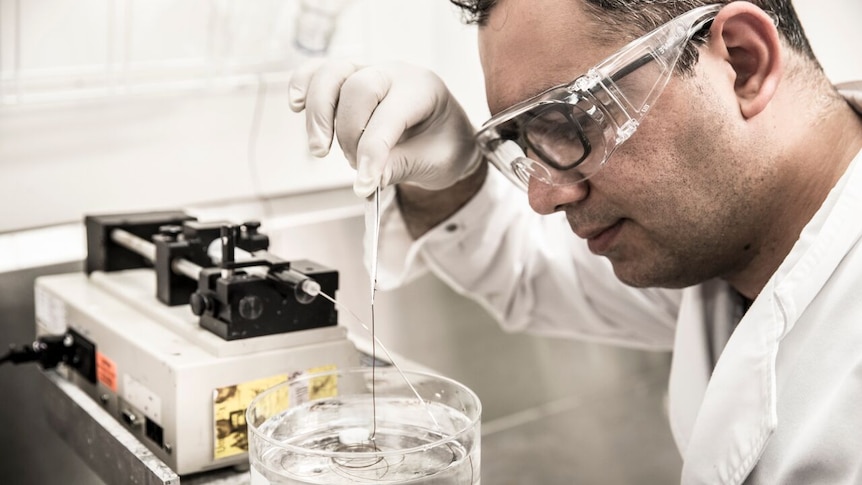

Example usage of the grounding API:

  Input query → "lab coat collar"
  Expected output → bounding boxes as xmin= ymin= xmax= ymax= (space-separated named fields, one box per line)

xmin=838 ymin=81 xmax=862 ymax=115
xmin=671 ymin=85 xmax=862 ymax=485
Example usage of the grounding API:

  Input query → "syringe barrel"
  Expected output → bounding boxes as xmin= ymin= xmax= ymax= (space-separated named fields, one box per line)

xmin=270 ymin=268 xmax=320 ymax=304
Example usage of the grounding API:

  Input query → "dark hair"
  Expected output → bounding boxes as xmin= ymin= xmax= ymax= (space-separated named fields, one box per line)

xmin=449 ymin=0 xmax=819 ymax=73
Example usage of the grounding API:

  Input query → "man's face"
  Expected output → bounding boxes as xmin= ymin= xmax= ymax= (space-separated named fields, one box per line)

xmin=479 ymin=0 xmax=781 ymax=289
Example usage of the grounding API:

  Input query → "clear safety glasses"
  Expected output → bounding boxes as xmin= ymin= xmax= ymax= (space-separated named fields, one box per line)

xmin=475 ymin=4 xmax=722 ymax=191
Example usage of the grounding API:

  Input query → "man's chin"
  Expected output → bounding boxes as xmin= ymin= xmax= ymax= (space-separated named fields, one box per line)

xmin=611 ymin=263 xmax=694 ymax=289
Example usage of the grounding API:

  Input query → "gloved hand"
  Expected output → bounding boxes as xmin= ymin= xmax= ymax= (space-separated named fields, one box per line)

xmin=288 ymin=60 xmax=482 ymax=198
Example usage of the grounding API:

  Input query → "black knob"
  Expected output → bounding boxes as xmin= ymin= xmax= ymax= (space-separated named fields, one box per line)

xmin=243 ymin=221 xmax=261 ymax=235
xmin=189 ymin=291 xmax=212 ymax=316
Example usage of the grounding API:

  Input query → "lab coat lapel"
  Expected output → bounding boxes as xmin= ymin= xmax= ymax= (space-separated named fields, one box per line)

xmin=669 ymin=279 xmax=768 ymax=485
xmin=679 ymin=288 xmax=780 ymax=485
xmin=667 ymin=280 xmax=733 ymax=455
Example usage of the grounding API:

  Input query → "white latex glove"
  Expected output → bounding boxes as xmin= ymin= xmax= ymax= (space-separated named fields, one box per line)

xmin=288 ymin=60 xmax=482 ymax=198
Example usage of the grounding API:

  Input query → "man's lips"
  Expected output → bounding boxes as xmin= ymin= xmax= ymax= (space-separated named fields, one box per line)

xmin=576 ymin=220 xmax=624 ymax=254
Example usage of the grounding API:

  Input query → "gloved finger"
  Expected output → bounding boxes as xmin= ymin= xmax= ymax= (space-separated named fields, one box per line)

xmin=294 ymin=60 xmax=357 ymax=157
xmin=287 ymin=58 xmax=325 ymax=112
xmin=334 ymin=66 xmax=395 ymax=168
xmin=352 ymin=83 xmax=438 ymax=197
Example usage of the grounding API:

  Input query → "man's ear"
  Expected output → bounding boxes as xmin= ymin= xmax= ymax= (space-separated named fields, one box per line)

xmin=707 ymin=1 xmax=783 ymax=119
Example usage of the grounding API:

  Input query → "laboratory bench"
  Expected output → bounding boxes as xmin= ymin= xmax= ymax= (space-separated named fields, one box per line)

xmin=1 ymin=262 xmax=681 ymax=485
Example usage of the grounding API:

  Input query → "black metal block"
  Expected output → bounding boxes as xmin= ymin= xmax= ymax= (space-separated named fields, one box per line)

xmin=85 ymin=211 xmax=194 ymax=274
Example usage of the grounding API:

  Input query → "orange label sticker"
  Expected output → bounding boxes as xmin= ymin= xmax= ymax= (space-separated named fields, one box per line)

xmin=96 ymin=352 xmax=117 ymax=392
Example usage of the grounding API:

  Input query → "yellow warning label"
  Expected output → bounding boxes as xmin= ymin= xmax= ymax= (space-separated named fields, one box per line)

xmin=213 ymin=374 xmax=287 ymax=460
xmin=307 ymin=364 xmax=338 ymax=400
xmin=212 ymin=365 xmax=340 ymax=460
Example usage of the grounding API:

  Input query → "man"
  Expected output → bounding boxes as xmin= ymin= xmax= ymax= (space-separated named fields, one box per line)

xmin=288 ymin=0 xmax=862 ymax=482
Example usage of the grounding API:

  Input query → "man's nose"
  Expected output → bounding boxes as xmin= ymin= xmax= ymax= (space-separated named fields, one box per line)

xmin=528 ymin=178 xmax=590 ymax=214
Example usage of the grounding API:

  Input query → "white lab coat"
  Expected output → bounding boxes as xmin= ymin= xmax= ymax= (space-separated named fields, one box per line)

xmin=372 ymin=83 xmax=862 ymax=485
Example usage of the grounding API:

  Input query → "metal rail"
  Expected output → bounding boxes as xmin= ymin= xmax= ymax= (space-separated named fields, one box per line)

xmin=110 ymin=228 xmax=202 ymax=280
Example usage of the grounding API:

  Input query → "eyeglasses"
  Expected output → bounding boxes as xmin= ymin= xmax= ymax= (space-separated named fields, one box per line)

xmin=475 ymin=4 xmax=722 ymax=191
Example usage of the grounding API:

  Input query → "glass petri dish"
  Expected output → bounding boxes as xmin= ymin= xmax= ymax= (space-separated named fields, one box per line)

xmin=247 ymin=367 xmax=481 ymax=484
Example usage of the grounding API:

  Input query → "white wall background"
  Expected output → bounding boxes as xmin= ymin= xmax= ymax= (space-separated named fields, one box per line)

xmin=0 ymin=0 xmax=485 ymax=235
xmin=794 ymin=0 xmax=862 ymax=84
